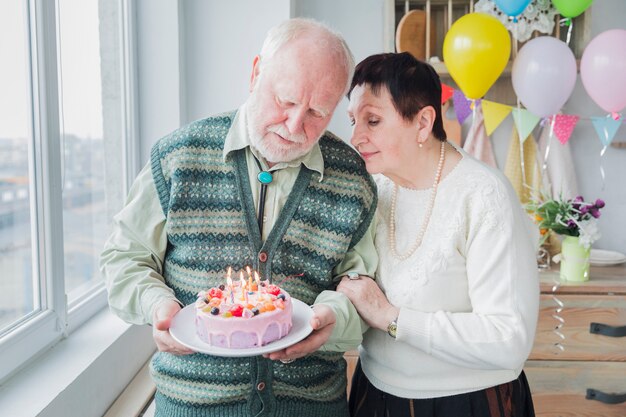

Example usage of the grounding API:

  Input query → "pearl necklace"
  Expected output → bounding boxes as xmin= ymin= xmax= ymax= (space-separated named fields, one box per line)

xmin=388 ymin=140 xmax=446 ymax=261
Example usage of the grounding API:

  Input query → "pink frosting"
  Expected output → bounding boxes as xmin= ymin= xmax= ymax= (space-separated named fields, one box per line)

xmin=195 ymin=286 xmax=293 ymax=348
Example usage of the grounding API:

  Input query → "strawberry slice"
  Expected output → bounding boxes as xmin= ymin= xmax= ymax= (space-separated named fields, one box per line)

xmin=208 ymin=287 xmax=223 ymax=299
xmin=266 ymin=285 xmax=281 ymax=296
xmin=229 ymin=304 xmax=244 ymax=317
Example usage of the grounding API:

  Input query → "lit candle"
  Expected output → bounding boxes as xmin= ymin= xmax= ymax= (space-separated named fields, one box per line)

xmin=254 ymin=271 xmax=263 ymax=301
xmin=246 ymin=265 xmax=253 ymax=292
xmin=239 ymin=271 xmax=246 ymax=301
xmin=227 ymin=267 xmax=234 ymax=304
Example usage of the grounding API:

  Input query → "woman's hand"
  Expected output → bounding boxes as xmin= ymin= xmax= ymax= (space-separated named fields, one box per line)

xmin=337 ymin=276 xmax=399 ymax=332
xmin=152 ymin=300 xmax=195 ymax=355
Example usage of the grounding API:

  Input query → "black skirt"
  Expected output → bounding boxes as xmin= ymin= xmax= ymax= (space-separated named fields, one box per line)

xmin=348 ymin=361 xmax=535 ymax=417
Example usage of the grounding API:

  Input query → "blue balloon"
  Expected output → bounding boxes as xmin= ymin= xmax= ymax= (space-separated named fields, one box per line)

xmin=493 ymin=0 xmax=531 ymax=17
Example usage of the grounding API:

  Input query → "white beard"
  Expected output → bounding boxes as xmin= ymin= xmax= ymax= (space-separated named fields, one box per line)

xmin=246 ymin=100 xmax=317 ymax=164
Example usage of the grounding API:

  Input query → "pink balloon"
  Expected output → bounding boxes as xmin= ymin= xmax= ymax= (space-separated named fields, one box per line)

xmin=581 ymin=29 xmax=626 ymax=114
xmin=512 ymin=37 xmax=577 ymax=118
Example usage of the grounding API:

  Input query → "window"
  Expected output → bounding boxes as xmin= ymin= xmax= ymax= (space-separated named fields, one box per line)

xmin=0 ymin=1 xmax=37 ymax=337
xmin=0 ymin=0 xmax=137 ymax=382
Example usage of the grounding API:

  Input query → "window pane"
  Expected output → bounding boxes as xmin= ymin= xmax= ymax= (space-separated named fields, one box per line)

xmin=57 ymin=0 xmax=109 ymax=301
xmin=0 ymin=2 xmax=38 ymax=333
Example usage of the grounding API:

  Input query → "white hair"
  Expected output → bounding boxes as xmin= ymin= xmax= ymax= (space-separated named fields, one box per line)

xmin=258 ymin=18 xmax=355 ymax=94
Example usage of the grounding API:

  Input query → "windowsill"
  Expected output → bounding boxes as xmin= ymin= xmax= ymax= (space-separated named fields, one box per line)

xmin=0 ymin=307 xmax=155 ymax=417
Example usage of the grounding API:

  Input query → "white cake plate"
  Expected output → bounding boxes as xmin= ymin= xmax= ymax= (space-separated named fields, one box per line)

xmin=170 ymin=298 xmax=314 ymax=357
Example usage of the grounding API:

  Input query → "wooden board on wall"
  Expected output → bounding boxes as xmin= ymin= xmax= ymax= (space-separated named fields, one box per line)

xmin=531 ymin=294 xmax=626 ymax=361
xmin=525 ymin=360 xmax=626 ymax=417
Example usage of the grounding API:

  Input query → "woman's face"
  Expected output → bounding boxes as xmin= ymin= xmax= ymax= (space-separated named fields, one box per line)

xmin=347 ymin=84 xmax=420 ymax=175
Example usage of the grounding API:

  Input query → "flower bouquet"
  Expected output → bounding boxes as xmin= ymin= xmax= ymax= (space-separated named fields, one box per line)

xmin=527 ymin=194 xmax=604 ymax=281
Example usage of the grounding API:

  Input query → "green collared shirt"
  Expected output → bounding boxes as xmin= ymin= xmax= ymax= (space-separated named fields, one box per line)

xmin=100 ymin=106 xmax=377 ymax=351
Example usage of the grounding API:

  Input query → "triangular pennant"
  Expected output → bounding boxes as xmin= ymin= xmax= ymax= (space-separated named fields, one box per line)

xmin=453 ymin=89 xmax=472 ymax=125
xmin=511 ymin=108 xmax=540 ymax=143
xmin=553 ymin=114 xmax=580 ymax=145
xmin=441 ymin=83 xmax=454 ymax=104
xmin=482 ymin=100 xmax=513 ymax=136
xmin=591 ymin=116 xmax=622 ymax=147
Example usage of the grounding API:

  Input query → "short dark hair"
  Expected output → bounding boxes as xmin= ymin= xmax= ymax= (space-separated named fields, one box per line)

xmin=347 ymin=52 xmax=446 ymax=141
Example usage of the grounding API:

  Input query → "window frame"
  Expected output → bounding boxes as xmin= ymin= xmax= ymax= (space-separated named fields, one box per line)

xmin=0 ymin=0 xmax=139 ymax=383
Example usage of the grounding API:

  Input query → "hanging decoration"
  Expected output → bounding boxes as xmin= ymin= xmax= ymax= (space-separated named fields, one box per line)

xmin=443 ymin=13 xmax=510 ymax=100
xmin=452 ymin=89 xmax=473 ymax=125
xmin=481 ymin=100 xmax=513 ymax=135
xmin=441 ymin=83 xmax=455 ymax=104
xmin=580 ymin=29 xmax=626 ymax=119
xmin=512 ymin=36 xmax=577 ymax=118
xmin=591 ymin=116 xmax=622 ymax=148
xmin=512 ymin=108 xmax=541 ymax=143
xmin=475 ymin=0 xmax=557 ymax=42
xmin=448 ymin=87 xmax=623 ymax=153
xmin=553 ymin=115 xmax=580 ymax=145
xmin=493 ymin=0 xmax=532 ymax=22
xmin=552 ymin=0 xmax=593 ymax=25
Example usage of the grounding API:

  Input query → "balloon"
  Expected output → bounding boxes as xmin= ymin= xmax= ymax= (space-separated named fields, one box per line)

xmin=493 ymin=0 xmax=531 ymax=18
xmin=512 ymin=37 xmax=577 ymax=118
xmin=552 ymin=0 xmax=593 ymax=19
xmin=580 ymin=29 xmax=626 ymax=114
xmin=443 ymin=13 xmax=511 ymax=100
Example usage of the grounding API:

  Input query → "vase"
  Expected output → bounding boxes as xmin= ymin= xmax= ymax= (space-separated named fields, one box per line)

xmin=560 ymin=235 xmax=591 ymax=282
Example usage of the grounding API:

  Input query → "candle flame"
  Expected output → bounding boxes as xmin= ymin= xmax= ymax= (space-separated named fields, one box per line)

xmin=246 ymin=265 xmax=252 ymax=277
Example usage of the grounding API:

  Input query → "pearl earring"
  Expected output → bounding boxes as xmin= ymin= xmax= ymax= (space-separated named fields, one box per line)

xmin=418 ymin=142 xmax=423 ymax=148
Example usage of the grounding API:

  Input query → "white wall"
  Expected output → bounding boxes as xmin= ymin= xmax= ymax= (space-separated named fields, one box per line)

xmin=182 ymin=0 xmax=291 ymax=123
xmin=136 ymin=0 xmax=184 ymax=166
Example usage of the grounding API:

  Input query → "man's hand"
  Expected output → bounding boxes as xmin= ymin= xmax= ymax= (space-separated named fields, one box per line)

xmin=152 ymin=299 xmax=195 ymax=355
xmin=264 ymin=304 xmax=336 ymax=362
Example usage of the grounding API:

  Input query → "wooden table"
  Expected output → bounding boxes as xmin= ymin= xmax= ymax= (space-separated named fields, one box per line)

xmin=527 ymin=264 xmax=626 ymax=416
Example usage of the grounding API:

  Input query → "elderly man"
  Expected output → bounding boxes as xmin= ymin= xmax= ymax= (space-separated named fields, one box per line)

xmin=100 ymin=18 xmax=377 ymax=417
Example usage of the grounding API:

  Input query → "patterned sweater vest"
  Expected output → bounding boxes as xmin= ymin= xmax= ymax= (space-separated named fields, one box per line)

xmin=149 ymin=112 xmax=376 ymax=417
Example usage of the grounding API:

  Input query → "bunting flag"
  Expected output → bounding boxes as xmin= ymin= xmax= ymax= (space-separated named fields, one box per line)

xmin=553 ymin=114 xmax=580 ymax=145
xmin=481 ymin=100 xmax=513 ymax=135
xmin=591 ymin=115 xmax=622 ymax=147
xmin=453 ymin=89 xmax=472 ymax=125
xmin=511 ymin=108 xmax=541 ymax=143
xmin=441 ymin=83 xmax=455 ymax=104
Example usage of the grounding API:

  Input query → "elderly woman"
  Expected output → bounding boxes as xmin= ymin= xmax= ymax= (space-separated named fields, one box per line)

xmin=338 ymin=52 xmax=539 ymax=417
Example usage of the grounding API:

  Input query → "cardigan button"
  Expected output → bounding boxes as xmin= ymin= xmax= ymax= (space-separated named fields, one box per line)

xmin=257 ymin=381 xmax=266 ymax=391
xmin=258 ymin=251 xmax=268 ymax=263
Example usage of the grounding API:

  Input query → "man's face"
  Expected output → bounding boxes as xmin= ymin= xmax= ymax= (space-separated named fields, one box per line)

xmin=246 ymin=39 xmax=347 ymax=164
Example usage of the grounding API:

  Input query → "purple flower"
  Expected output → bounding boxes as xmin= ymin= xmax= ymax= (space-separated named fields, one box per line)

xmin=595 ymin=199 xmax=605 ymax=209
xmin=567 ymin=219 xmax=577 ymax=229
xmin=589 ymin=207 xmax=601 ymax=218
xmin=579 ymin=205 xmax=589 ymax=215
xmin=574 ymin=195 xmax=584 ymax=203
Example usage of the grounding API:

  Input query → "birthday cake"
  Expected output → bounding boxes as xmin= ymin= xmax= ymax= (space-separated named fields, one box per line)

xmin=195 ymin=278 xmax=293 ymax=349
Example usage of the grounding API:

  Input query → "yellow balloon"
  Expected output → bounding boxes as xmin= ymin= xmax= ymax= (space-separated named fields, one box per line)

xmin=443 ymin=13 xmax=511 ymax=100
